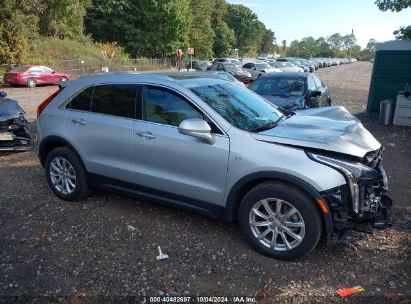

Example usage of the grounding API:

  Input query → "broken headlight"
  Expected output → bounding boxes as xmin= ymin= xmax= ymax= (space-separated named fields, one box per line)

xmin=307 ymin=152 xmax=379 ymax=214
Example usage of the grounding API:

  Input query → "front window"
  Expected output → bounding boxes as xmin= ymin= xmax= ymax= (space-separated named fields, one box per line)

xmin=249 ymin=77 xmax=305 ymax=97
xmin=190 ymin=83 xmax=283 ymax=132
xmin=29 ymin=67 xmax=43 ymax=73
xmin=143 ymin=86 xmax=203 ymax=126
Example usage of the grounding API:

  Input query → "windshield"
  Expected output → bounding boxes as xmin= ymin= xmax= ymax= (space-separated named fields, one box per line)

xmin=190 ymin=83 xmax=283 ymax=132
xmin=249 ymin=77 xmax=305 ymax=97
xmin=255 ymin=63 xmax=271 ymax=69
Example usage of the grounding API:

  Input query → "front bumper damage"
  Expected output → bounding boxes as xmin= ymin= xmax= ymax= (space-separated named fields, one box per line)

xmin=319 ymin=148 xmax=392 ymax=238
xmin=0 ymin=96 xmax=32 ymax=152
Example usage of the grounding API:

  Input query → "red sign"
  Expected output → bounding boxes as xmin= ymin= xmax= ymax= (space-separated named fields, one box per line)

xmin=176 ymin=49 xmax=183 ymax=57
xmin=188 ymin=48 xmax=194 ymax=55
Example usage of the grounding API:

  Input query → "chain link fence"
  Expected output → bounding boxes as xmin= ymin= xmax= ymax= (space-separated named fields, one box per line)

xmin=1 ymin=58 xmax=179 ymax=81
xmin=52 ymin=58 xmax=178 ymax=77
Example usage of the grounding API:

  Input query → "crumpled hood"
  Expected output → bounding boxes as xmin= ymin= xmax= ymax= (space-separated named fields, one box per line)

xmin=0 ymin=98 xmax=23 ymax=122
xmin=262 ymin=95 xmax=305 ymax=110
xmin=251 ymin=106 xmax=381 ymax=158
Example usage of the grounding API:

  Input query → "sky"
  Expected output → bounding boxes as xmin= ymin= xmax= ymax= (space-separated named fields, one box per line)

xmin=226 ymin=0 xmax=411 ymax=48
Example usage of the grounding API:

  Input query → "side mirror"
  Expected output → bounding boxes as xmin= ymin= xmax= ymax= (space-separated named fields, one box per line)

xmin=52 ymin=70 xmax=56 ymax=74
xmin=310 ymin=90 xmax=321 ymax=97
xmin=178 ymin=119 xmax=215 ymax=145
xmin=0 ymin=91 xmax=7 ymax=98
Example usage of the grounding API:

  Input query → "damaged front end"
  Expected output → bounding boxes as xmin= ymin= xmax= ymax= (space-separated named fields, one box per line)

xmin=307 ymin=148 xmax=392 ymax=236
xmin=0 ymin=92 xmax=32 ymax=152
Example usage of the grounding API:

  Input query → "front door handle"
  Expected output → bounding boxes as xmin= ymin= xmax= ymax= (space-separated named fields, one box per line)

xmin=136 ymin=131 xmax=156 ymax=139
xmin=71 ymin=118 xmax=86 ymax=125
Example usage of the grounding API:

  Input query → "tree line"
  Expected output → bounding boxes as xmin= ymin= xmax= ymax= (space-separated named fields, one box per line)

xmin=0 ymin=0 xmax=409 ymax=64
xmin=84 ymin=0 xmax=277 ymax=58
xmin=282 ymin=34 xmax=380 ymax=60
xmin=0 ymin=0 xmax=276 ymax=63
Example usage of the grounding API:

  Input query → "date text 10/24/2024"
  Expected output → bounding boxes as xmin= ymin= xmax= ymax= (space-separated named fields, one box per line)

xmin=147 ymin=296 xmax=257 ymax=303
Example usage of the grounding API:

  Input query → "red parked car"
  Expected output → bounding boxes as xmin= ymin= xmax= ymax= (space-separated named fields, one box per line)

xmin=3 ymin=65 xmax=71 ymax=88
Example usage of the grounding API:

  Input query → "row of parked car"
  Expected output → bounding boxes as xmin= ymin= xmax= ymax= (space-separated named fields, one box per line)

xmin=2 ymin=62 xmax=333 ymax=112
xmin=186 ymin=56 xmax=357 ymax=77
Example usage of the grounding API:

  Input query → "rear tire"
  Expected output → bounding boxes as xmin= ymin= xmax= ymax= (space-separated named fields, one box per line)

xmin=26 ymin=78 xmax=37 ymax=88
xmin=45 ymin=147 xmax=90 ymax=201
xmin=238 ymin=181 xmax=322 ymax=260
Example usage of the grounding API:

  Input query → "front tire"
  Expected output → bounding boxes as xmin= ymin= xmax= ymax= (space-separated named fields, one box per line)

xmin=45 ymin=147 xmax=90 ymax=201
xmin=238 ymin=181 xmax=322 ymax=260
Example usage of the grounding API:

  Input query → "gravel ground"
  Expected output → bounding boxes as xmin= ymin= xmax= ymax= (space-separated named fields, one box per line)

xmin=0 ymin=62 xmax=410 ymax=303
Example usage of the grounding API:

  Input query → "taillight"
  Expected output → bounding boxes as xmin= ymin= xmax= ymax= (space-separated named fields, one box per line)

xmin=37 ymin=88 xmax=63 ymax=118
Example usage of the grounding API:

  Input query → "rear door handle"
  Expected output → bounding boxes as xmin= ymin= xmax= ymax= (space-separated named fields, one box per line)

xmin=71 ymin=118 xmax=86 ymax=125
xmin=136 ymin=131 xmax=156 ymax=139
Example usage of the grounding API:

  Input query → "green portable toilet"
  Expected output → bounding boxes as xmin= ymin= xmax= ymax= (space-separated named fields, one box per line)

xmin=367 ymin=40 xmax=411 ymax=113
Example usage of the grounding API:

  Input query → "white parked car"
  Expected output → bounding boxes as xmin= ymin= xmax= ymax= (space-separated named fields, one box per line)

xmin=242 ymin=62 xmax=282 ymax=80
xmin=268 ymin=61 xmax=304 ymax=73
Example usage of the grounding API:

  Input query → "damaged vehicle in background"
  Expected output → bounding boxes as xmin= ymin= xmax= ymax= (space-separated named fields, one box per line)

xmin=0 ymin=91 xmax=32 ymax=152
xmin=249 ymin=72 xmax=331 ymax=110
xmin=208 ymin=62 xmax=253 ymax=83
xmin=36 ymin=75 xmax=391 ymax=260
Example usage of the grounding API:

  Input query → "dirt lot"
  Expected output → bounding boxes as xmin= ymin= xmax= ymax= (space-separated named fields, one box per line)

xmin=0 ymin=62 xmax=410 ymax=303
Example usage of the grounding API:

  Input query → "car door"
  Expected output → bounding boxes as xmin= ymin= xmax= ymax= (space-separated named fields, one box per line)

xmin=244 ymin=63 xmax=258 ymax=79
xmin=312 ymin=74 xmax=328 ymax=107
xmin=133 ymin=85 xmax=230 ymax=206
xmin=209 ymin=64 xmax=218 ymax=71
xmin=63 ymin=84 xmax=137 ymax=182
xmin=306 ymin=74 xmax=321 ymax=108
xmin=28 ymin=67 xmax=44 ymax=84
xmin=42 ymin=66 xmax=58 ymax=84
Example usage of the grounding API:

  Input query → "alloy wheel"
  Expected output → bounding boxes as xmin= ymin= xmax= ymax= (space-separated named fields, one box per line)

xmin=27 ymin=79 xmax=36 ymax=88
xmin=49 ymin=157 xmax=77 ymax=195
xmin=249 ymin=198 xmax=305 ymax=251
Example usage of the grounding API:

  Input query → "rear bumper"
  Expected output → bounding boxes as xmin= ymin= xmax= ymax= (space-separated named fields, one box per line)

xmin=3 ymin=78 xmax=27 ymax=85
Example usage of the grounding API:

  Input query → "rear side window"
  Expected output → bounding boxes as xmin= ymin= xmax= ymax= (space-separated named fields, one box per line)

xmin=69 ymin=87 xmax=93 ymax=111
xmin=91 ymin=84 xmax=136 ymax=118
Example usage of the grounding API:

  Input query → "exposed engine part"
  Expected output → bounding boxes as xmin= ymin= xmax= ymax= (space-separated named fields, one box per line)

xmin=0 ymin=91 xmax=32 ymax=152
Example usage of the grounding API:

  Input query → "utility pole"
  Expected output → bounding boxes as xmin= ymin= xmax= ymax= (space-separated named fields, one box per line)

xmin=349 ymin=29 xmax=354 ymax=58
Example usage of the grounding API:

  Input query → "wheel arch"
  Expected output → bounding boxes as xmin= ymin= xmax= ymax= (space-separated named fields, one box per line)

xmin=39 ymin=136 xmax=86 ymax=170
xmin=223 ymin=171 xmax=334 ymax=241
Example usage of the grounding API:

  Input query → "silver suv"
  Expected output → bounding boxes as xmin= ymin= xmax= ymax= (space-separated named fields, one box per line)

xmin=36 ymin=74 xmax=391 ymax=259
